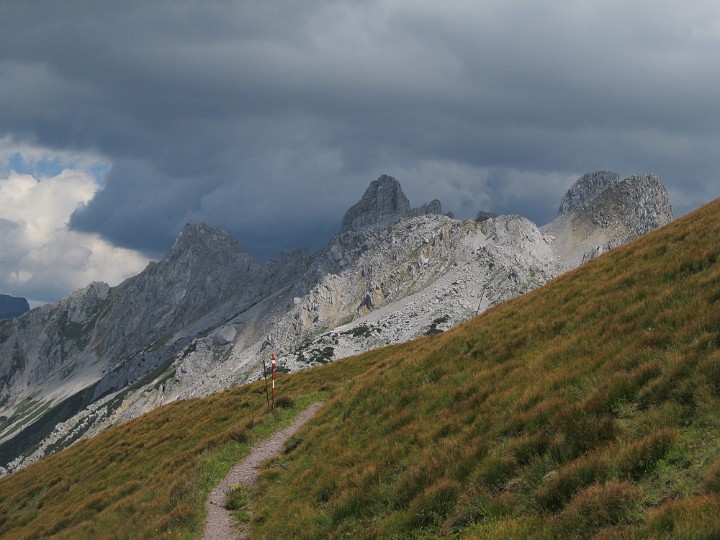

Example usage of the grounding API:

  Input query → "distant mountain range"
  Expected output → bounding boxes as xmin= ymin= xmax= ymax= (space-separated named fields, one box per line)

xmin=0 ymin=171 xmax=674 ymax=473
xmin=0 ymin=294 xmax=29 ymax=319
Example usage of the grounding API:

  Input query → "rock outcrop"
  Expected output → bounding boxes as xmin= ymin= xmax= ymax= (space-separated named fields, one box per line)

xmin=0 ymin=222 xmax=266 ymax=467
xmin=409 ymin=199 xmax=444 ymax=218
xmin=0 ymin=171 xmax=675 ymax=474
xmin=340 ymin=175 xmax=411 ymax=232
xmin=543 ymin=172 xmax=674 ymax=268
xmin=558 ymin=170 xmax=620 ymax=215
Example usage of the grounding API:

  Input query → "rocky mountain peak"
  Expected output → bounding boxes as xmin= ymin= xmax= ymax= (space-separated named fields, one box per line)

xmin=169 ymin=221 xmax=236 ymax=252
xmin=340 ymin=175 xmax=411 ymax=232
xmin=80 ymin=220 xmax=263 ymax=366
xmin=543 ymin=171 xmax=674 ymax=268
xmin=164 ymin=221 xmax=254 ymax=270
xmin=475 ymin=211 xmax=499 ymax=222
xmin=559 ymin=171 xmax=620 ymax=215
xmin=409 ymin=199 xmax=444 ymax=218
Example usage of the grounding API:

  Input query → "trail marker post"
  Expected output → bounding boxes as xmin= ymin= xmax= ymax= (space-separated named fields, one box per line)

xmin=271 ymin=354 xmax=276 ymax=409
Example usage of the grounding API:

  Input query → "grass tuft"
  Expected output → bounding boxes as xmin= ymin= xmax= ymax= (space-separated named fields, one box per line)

xmin=555 ymin=480 xmax=640 ymax=536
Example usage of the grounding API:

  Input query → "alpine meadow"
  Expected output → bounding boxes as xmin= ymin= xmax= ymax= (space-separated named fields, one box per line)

xmin=0 ymin=195 xmax=719 ymax=537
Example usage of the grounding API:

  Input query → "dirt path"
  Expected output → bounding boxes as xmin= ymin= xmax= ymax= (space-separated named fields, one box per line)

xmin=202 ymin=402 xmax=323 ymax=539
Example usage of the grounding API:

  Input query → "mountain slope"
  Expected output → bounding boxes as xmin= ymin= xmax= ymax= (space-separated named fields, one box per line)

xmin=0 ymin=172 xmax=673 ymax=473
xmin=0 ymin=222 xmax=268 ymax=467
xmin=255 ymin=202 xmax=720 ymax=538
xmin=0 ymin=194 xmax=717 ymax=538
xmin=160 ymin=171 xmax=671 ymax=398
xmin=246 ymin=197 xmax=720 ymax=538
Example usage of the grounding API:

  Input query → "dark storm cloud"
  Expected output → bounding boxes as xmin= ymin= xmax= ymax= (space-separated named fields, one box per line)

xmin=1 ymin=1 xmax=719 ymax=263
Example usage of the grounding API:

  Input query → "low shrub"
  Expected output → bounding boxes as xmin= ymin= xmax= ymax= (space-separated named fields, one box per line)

xmin=703 ymin=458 xmax=720 ymax=494
xmin=274 ymin=395 xmax=295 ymax=409
xmin=225 ymin=484 xmax=249 ymax=511
xmin=225 ymin=484 xmax=252 ymax=523
xmin=700 ymin=352 xmax=720 ymax=397
xmin=510 ymin=433 xmax=550 ymax=465
xmin=552 ymin=407 xmax=616 ymax=461
xmin=473 ymin=454 xmax=518 ymax=490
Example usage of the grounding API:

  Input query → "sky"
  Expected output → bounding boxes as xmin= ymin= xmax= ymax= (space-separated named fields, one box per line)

xmin=1 ymin=1 xmax=719 ymax=305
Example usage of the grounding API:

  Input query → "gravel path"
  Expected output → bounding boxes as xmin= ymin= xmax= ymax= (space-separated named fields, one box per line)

xmin=202 ymin=402 xmax=323 ymax=539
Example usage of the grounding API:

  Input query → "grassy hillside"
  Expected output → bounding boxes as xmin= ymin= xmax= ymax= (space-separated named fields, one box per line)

xmin=2 ymin=198 xmax=720 ymax=538
xmin=250 ymin=198 xmax=720 ymax=538
xmin=0 ymin=380 xmax=337 ymax=538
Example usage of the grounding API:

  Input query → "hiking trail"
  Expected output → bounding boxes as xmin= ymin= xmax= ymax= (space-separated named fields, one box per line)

xmin=202 ymin=402 xmax=323 ymax=539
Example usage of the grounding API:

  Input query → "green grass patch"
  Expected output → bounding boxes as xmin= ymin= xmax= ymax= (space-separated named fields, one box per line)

xmin=226 ymin=483 xmax=253 ymax=523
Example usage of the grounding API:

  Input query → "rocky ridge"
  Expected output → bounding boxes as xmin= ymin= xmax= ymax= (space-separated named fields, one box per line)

xmin=0 ymin=171 xmax=674 ymax=474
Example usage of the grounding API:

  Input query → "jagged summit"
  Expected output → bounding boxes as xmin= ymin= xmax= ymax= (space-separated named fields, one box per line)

xmin=475 ymin=210 xmax=499 ymax=222
xmin=178 ymin=220 xmax=218 ymax=237
xmin=167 ymin=220 xmax=248 ymax=259
xmin=410 ymin=199 xmax=444 ymax=218
xmin=340 ymin=175 xmax=411 ymax=232
xmin=340 ymin=175 xmax=446 ymax=232
xmin=555 ymin=172 xmax=674 ymax=229
xmin=559 ymin=171 xmax=620 ymax=215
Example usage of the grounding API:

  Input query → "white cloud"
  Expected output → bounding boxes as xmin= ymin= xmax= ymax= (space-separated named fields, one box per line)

xmin=0 ymin=165 xmax=149 ymax=304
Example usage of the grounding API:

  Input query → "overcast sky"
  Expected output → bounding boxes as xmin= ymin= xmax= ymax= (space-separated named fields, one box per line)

xmin=1 ymin=1 xmax=719 ymax=305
